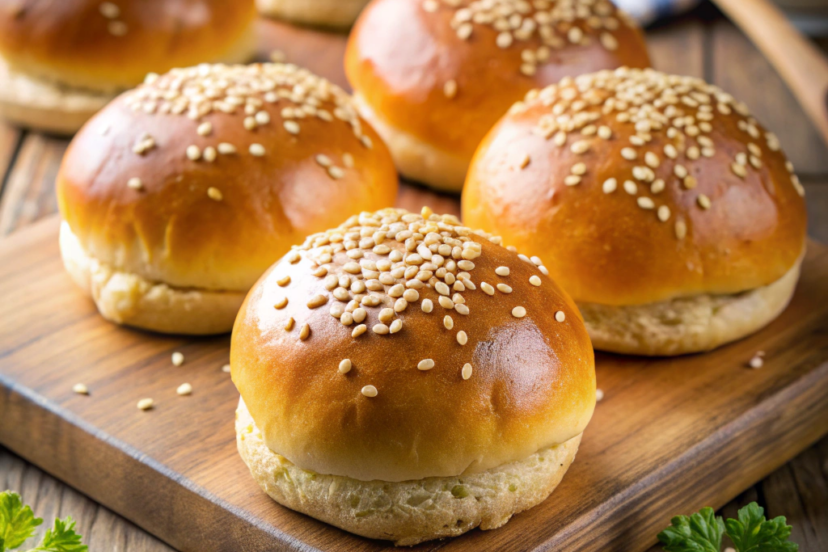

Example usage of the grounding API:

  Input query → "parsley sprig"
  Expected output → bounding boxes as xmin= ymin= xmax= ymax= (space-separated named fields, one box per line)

xmin=0 ymin=491 xmax=87 ymax=552
xmin=658 ymin=502 xmax=798 ymax=552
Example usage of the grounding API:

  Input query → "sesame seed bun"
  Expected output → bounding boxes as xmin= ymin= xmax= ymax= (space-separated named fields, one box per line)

xmin=230 ymin=208 xmax=595 ymax=542
xmin=236 ymin=398 xmax=582 ymax=546
xmin=256 ymin=0 xmax=370 ymax=28
xmin=0 ymin=0 xmax=257 ymax=133
xmin=57 ymin=63 xmax=399 ymax=335
xmin=462 ymin=68 xmax=807 ymax=355
xmin=345 ymin=0 xmax=650 ymax=192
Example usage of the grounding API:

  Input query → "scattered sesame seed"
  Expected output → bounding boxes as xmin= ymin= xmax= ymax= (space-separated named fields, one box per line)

xmin=621 ymin=147 xmax=637 ymax=160
xmin=496 ymin=283 xmax=512 ymax=294
xmin=564 ymin=175 xmax=582 ymax=186
xmin=461 ymin=363 xmax=473 ymax=380
xmin=444 ymin=315 xmax=454 ymax=330
xmin=339 ymin=359 xmax=352 ymax=374
xmin=218 ymin=143 xmax=236 ymax=155
xmin=623 ymin=180 xmax=637 ymax=195
xmin=171 ymin=352 xmax=184 ymax=366
xmin=512 ymin=306 xmax=527 ymax=318
xmin=519 ymin=153 xmax=531 ymax=169
xmin=277 ymin=275 xmax=291 ymax=287
xmin=390 ymin=319 xmax=403 ymax=333
xmin=222 ymin=364 xmax=231 ymax=373
xmin=418 ymin=359 xmax=435 ymax=371
xmin=137 ymin=398 xmax=154 ymax=411
xmin=73 ymin=383 xmax=89 ymax=395
xmin=177 ymin=383 xmax=193 ymax=396
xmin=108 ymin=20 xmax=127 ymax=36
xmin=203 ymin=146 xmax=217 ymax=163
xmin=637 ymin=197 xmax=655 ymax=210
xmin=197 ymin=122 xmax=212 ymax=136
xmin=555 ymin=310 xmax=566 ymax=322
xmin=373 ymin=323 xmax=389 ymax=335
xmin=127 ymin=177 xmax=143 ymax=190
xmin=495 ymin=266 xmax=510 ymax=277
xmin=481 ymin=282 xmax=495 ymax=295
xmin=596 ymin=389 xmax=604 ymax=401
xmin=186 ymin=145 xmax=201 ymax=161
xmin=658 ymin=205 xmax=671 ymax=222
xmin=457 ymin=331 xmax=468 ymax=345
xmin=352 ymin=324 xmax=367 ymax=337
xmin=99 ymin=2 xmax=120 ymax=18
xmin=207 ymin=187 xmax=223 ymax=201
xmin=697 ymin=194 xmax=711 ymax=210
xmin=307 ymin=295 xmax=327 ymax=309
xmin=603 ymin=178 xmax=617 ymax=194
xmin=284 ymin=121 xmax=300 ymax=134
xmin=299 ymin=323 xmax=310 ymax=340
xmin=361 ymin=385 xmax=378 ymax=397
xmin=571 ymin=140 xmax=590 ymax=154
xmin=749 ymin=356 xmax=763 ymax=369
xmin=249 ymin=144 xmax=265 ymax=157
xmin=675 ymin=219 xmax=687 ymax=240
xmin=529 ymin=275 xmax=541 ymax=286
xmin=444 ymin=79 xmax=458 ymax=99
xmin=274 ymin=297 xmax=288 ymax=309
xmin=422 ymin=299 xmax=434 ymax=313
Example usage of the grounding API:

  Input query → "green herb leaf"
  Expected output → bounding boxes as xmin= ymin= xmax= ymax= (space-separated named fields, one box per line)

xmin=27 ymin=517 xmax=87 ymax=552
xmin=725 ymin=502 xmax=798 ymax=552
xmin=0 ymin=492 xmax=42 ymax=550
xmin=658 ymin=507 xmax=724 ymax=552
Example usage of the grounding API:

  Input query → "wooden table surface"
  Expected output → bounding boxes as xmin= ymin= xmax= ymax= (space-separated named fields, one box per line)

xmin=1 ymin=4 xmax=827 ymax=551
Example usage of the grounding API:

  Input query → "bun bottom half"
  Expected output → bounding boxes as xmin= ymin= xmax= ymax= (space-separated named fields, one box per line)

xmin=580 ymin=258 xmax=802 ymax=356
xmin=257 ymin=0 xmax=369 ymax=27
xmin=0 ymin=55 xmax=112 ymax=135
xmin=353 ymin=94 xmax=468 ymax=193
xmin=236 ymin=398 xmax=581 ymax=546
xmin=60 ymin=222 xmax=244 ymax=335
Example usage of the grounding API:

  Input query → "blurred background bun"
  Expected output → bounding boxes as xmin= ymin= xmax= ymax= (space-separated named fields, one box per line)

xmin=232 ymin=207 xmax=595 ymax=544
xmin=345 ymin=0 xmax=650 ymax=191
xmin=257 ymin=0 xmax=370 ymax=28
xmin=57 ymin=63 xmax=399 ymax=335
xmin=0 ymin=0 xmax=258 ymax=133
xmin=463 ymin=68 xmax=807 ymax=355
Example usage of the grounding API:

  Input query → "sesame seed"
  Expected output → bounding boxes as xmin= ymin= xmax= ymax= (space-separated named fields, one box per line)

xmin=307 ymin=295 xmax=327 ymax=309
xmin=203 ymin=147 xmax=217 ymax=162
xmin=481 ymin=282 xmax=495 ymax=295
xmin=684 ymin=176 xmax=697 ymax=189
xmin=207 ymin=187 xmax=223 ymax=201
xmin=603 ymin=178 xmax=617 ymax=194
xmin=495 ymin=266 xmax=510 ymax=277
xmin=621 ymin=147 xmax=637 ymax=160
xmin=749 ymin=356 xmax=763 ymax=369
xmin=675 ymin=219 xmax=687 ymax=240
xmin=172 ymin=352 xmax=184 ymax=366
xmin=277 ymin=275 xmax=291 ymax=286
xmin=571 ymin=140 xmax=590 ymax=154
xmin=99 ymin=2 xmax=120 ymax=18
xmin=731 ymin=162 xmax=747 ymax=178
xmin=284 ymin=120 xmax=300 ymax=134
xmin=697 ymin=194 xmax=711 ymax=209
xmin=455 ymin=304 xmax=470 ymax=315
xmin=299 ymin=323 xmax=310 ymax=340
xmin=390 ymin=319 xmax=403 ymax=333
xmin=284 ymin=317 xmax=295 ymax=331
xmin=218 ymin=143 xmax=236 ymax=155
xmin=353 ymin=308 xmax=367 ymax=323
xmin=637 ymin=197 xmax=655 ymax=210
xmin=571 ymin=162 xmax=587 ymax=176
xmin=197 ymin=122 xmax=212 ymax=136
xmin=249 ymin=144 xmax=265 ymax=156
xmin=497 ymin=283 xmax=512 ymax=294
xmin=555 ymin=311 xmax=566 ymax=322
xmin=496 ymin=32 xmax=513 ymax=48
xmin=73 ymin=383 xmax=89 ymax=395
xmin=373 ymin=323 xmax=389 ymax=335
xmin=328 ymin=166 xmax=346 ymax=179
xmin=657 ymin=205 xmax=671 ymax=222
xmin=352 ymin=324 xmax=367 ymax=337
xmin=177 ymin=383 xmax=193 ymax=396
xmin=361 ymin=385 xmax=378 ymax=397
xmin=529 ymin=275 xmax=541 ymax=286
xmin=274 ymin=297 xmax=288 ymax=309
xmin=461 ymin=363 xmax=473 ymax=380
xmin=444 ymin=80 xmax=458 ymax=99
xmin=418 ymin=359 xmax=435 ymax=371
xmin=186 ymin=145 xmax=201 ymax=161
xmin=512 ymin=306 xmax=527 ymax=318
xmin=222 ymin=364 xmax=231 ymax=373
xmin=564 ymin=175 xmax=581 ymax=186
xmin=108 ymin=20 xmax=127 ymax=36
xmin=436 ymin=282 xmax=450 ymax=295
xmin=623 ymin=181 xmax=637 ymax=195
xmin=339 ymin=359 xmax=352 ymax=374
xmin=137 ymin=398 xmax=154 ymax=411
xmin=598 ymin=126 xmax=612 ymax=140
xmin=422 ymin=299 xmax=434 ymax=313
xmin=444 ymin=315 xmax=454 ymax=330
xmin=596 ymin=389 xmax=604 ymax=401
xmin=127 ymin=177 xmax=143 ymax=190
xmin=651 ymin=179 xmax=665 ymax=194
xmin=645 ymin=152 xmax=660 ymax=168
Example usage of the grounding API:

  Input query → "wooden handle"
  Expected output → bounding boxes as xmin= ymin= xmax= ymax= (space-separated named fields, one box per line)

xmin=711 ymin=0 xmax=828 ymax=148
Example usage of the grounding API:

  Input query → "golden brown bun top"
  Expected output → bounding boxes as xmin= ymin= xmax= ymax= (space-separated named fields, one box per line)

xmin=231 ymin=208 xmax=596 ymax=482
xmin=0 ymin=0 xmax=257 ymax=90
xmin=463 ymin=68 xmax=807 ymax=306
xmin=345 ymin=0 xmax=650 ymax=158
xmin=57 ymin=63 xmax=399 ymax=292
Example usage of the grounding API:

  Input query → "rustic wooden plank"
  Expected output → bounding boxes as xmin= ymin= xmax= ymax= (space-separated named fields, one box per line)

xmin=0 ymin=133 xmax=66 ymax=236
xmin=646 ymin=18 xmax=706 ymax=78
xmin=0 ymin=218 xmax=827 ymax=552
xmin=710 ymin=20 xmax=828 ymax=175
xmin=0 ymin=123 xmax=22 ymax=190
xmin=804 ymin=182 xmax=828 ymax=244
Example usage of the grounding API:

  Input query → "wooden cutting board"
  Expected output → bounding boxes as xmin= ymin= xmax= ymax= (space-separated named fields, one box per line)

xmin=1 ymin=18 xmax=828 ymax=552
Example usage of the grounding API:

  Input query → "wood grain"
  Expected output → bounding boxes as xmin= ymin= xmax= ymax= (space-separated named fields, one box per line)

xmin=0 ymin=218 xmax=827 ymax=552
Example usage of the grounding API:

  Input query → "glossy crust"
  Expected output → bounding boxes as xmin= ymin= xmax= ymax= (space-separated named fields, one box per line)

xmin=0 ymin=0 xmax=257 ymax=91
xmin=57 ymin=64 xmax=399 ymax=307
xmin=231 ymin=208 xmax=596 ymax=482
xmin=463 ymin=69 xmax=807 ymax=307
xmin=237 ymin=398 xmax=581 ymax=545
xmin=256 ymin=0 xmax=370 ymax=27
xmin=345 ymin=0 xmax=650 ymax=190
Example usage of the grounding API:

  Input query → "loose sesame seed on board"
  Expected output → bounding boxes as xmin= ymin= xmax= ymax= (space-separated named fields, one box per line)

xmin=516 ymin=68 xmax=804 ymax=240
xmin=425 ymin=0 xmax=636 ymax=77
